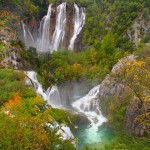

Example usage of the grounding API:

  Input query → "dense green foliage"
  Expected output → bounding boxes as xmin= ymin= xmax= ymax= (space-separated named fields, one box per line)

xmin=1 ymin=0 xmax=150 ymax=150
xmin=83 ymin=0 xmax=150 ymax=51
xmin=1 ymin=0 xmax=150 ymax=49
xmin=0 ymin=69 xmax=75 ymax=150
xmin=102 ymin=133 xmax=150 ymax=150
xmin=20 ymin=47 xmax=124 ymax=88
xmin=0 ymin=69 xmax=35 ymax=106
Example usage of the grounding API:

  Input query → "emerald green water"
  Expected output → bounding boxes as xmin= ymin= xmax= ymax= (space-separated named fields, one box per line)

xmin=74 ymin=124 xmax=115 ymax=150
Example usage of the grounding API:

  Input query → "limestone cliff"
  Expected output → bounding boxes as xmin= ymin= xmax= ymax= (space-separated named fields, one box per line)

xmin=99 ymin=54 xmax=150 ymax=136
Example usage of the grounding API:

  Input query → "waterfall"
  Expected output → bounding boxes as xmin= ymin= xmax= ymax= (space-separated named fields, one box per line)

xmin=25 ymin=71 xmax=74 ymax=141
xmin=46 ymin=86 xmax=62 ymax=108
xmin=37 ymin=4 xmax=52 ymax=53
xmin=22 ymin=22 xmax=35 ymax=49
xmin=51 ymin=2 xmax=66 ymax=52
xmin=25 ymin=71 xmax=62 ymax=108
xmin=72 ymin=85 xmax=107 ymax=129
xmin=25 ymin=71 xmax=108 ymax=145
xmin=26 ymin=71 xmax=106 ymax=126
xmin=25 ymin=71 xmax=48 ymax=100
xmin=68 ymin=4 xmax=86 ymax=50
xmin=22 ymin=3 xmax=85 ymax=52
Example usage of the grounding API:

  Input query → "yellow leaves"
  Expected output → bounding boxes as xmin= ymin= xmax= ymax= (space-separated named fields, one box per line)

xmin=145 ymin=70 xmax=150 ymax=79
xmin=87 ymin=50 xmax=98 ymax=65
xmin=134 ymin=112 xmax=150 ymax=128
xmin=73 ymin=63 xmax=83 ymax=78
xmin=125 ymin=60 xmax=150 ymax=84
xmin=132 ymin=61 xmax=146 ymax=68
xmin=142 ymin=96 xmax=150 ymax=103
xmin=73 ymin=63 xmax=82 ymax=72
xmin=125 ymin=61 xmax=146 ymax=75
xmin=109 ymin=103 xmax=116 ymax=113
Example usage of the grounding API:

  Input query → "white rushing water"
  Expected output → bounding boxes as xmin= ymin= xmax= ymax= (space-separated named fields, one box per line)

xmin=25 ymin=71 xmax=48 ymax=100
xmin=22 ymin=3 xmax=85 ymax=52
xmin=72 ymin=85 xmax=107 ymax=147
xmin=25 ymin=71 xmax=74 ymax=141
xmin=51 ymin=2 xmax=66 ymax=52
xmin=22 ymin=22 xmax=35 ymax=49
xmin=57 ymin=125 xmax=74 ymax=140
xmin=26 ymin=71 xmax=107 ymax=128
xmin=25 ymin=71 xmax=62 ymax=108
xmin=72 ymin=85 xmax=107 ymax=130
xmin=25 ymin=71 xmax=108 ymax=146
xmin=37 ymin=4 xmax=52 ymax=53
xmin=68 ymin=4 xmax=86 ymax=50
xmin=46 ymin=86 xmax=62 ymax=108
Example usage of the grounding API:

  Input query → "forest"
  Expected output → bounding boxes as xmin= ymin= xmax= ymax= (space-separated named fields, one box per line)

xmin=0 ymin=0 xmax=150 ymax=149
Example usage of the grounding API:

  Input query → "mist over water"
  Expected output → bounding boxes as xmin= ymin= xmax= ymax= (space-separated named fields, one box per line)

xmin=25 ymin=71 xmax=113 ymax=149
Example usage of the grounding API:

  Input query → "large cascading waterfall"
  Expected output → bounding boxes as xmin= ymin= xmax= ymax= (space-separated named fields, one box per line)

xmin=68 ymin=4 xmax=86 ymax=50
xmin=37 ymin=4 xmax=52 ymax=53
xmin=26 ymin=71 xmax=106 ymax=126
xmin=51 ymin=2 xmax=66 ymax=52
xmin=22 ymin=3 xmax=85 ymax=53
xmin=72 ymin=85 xmax=107 ymax=128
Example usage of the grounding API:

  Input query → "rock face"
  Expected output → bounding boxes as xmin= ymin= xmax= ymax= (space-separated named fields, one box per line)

xmin=125 ymin=97 xmax=146 ymax=136
xmin=127 ymin=13 xmax=150 ymax=47
xmin=99 ymin=55 xmax=136 ymax=98
xmin=98 ymin=55 xmax=150 ymax=136
xmin=99 ymin=75 xmax=123 ymax=97
xmin=0 ymin=29 xmax=31 ymax=70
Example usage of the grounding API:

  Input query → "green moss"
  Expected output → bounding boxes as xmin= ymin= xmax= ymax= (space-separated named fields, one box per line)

xmin=102 ymin=133 xmax=150 ymax=150
xmin=50 ymin=108 xmax=75 ymax=130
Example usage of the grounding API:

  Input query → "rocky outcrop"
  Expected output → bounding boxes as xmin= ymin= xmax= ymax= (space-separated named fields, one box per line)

xmin=99 ymin=55 xmax=136 ymax=98
xmin=127 ymin=13 xmax=150 ymax=47
xmin=125 ymin=97 xmax=147 ymax=136
xmin=98 ymin=55 xmax=150 ymax=136
xmin=0 ymin=29 xmax=31 ymax=70
xmin=98 ymin=53 xmax=150 ymax=136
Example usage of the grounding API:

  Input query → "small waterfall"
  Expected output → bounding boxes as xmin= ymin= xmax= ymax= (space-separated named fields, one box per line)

xmin=46 ymin=86 xmax=62 ymax=108
xmin=37 ymin=4 xmax=52 ymax=53
xmin=72 ymin=85 xmax=107 ymax=128
xmin=22 ymin=22 xmax=35 ymax=49
xmin=25 ymin=71 xmax=62 ymax=108
xmin=51 ymin=2 xmax=66 ymax=52
xmin=25 ymin=71 xmax=48 ymax=100
xmin=68 ymin=4 xmax=86 ymax=50
xmin=26 ymin=71 xmax=74 ymax=141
